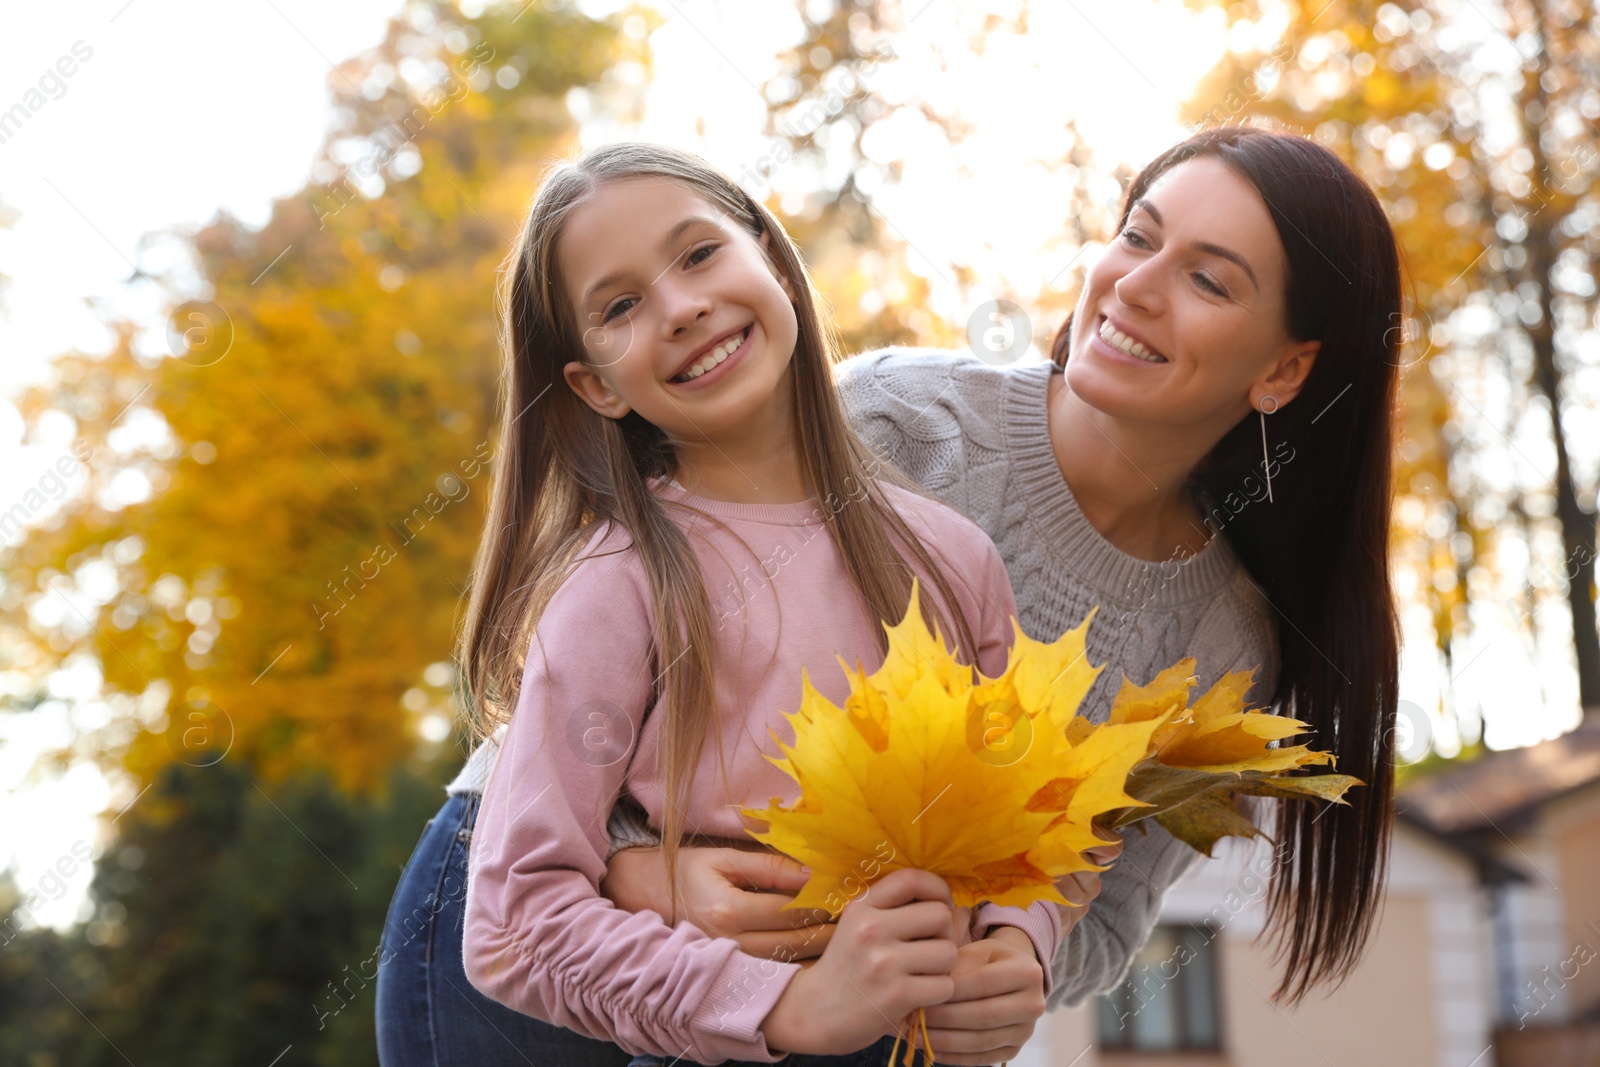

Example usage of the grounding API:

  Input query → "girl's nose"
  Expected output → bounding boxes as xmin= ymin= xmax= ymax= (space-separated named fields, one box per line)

xmin=659 ymin=279 xmax=713 ymax=337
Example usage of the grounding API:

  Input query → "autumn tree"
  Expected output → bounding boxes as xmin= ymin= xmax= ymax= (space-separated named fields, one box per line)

xmin=1184 ymin=0 xmax=1600 ymax=726
xmin=2 ymin=0 xmax=632 ymax=794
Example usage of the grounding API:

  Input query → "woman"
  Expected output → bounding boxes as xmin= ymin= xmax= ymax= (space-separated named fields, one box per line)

xmin=376 ymin=126 xmax=1401 ymax=1066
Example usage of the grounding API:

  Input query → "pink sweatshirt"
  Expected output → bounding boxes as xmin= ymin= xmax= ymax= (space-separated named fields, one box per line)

xmin=463 ymin=480 xmax=1064 ymax=1063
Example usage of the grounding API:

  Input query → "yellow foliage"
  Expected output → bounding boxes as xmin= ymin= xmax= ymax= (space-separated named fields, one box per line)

xmin=1104 ymin=663 xmax=1362 ymax=855
xmin=1116 ymin=659 xmax=1334 ymax=774
xmin=4 ymin=4 xmax=627 ymax=795
xmin=745 ymin=582 xmax=1156 ymax=912
xmin=747 ymin=586 xmax=1365 ymax=902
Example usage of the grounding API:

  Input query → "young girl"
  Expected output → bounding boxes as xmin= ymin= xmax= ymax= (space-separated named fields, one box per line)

xmin=457 ymin=143 xmax=1063 ymax=1065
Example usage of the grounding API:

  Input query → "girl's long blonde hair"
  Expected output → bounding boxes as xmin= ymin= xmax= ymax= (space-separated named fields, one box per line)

xmin=459 ymin=142 xmax=978 ymax=913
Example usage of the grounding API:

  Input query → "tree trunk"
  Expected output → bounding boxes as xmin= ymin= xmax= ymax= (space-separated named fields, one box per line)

xmin=1524 ymin=221 xmax=1600 ymax=706
xmin=1520 ymin=0 xmax=1600 ymax=706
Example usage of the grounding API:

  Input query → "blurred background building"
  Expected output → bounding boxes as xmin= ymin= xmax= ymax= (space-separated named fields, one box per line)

xmin=1029 ymin=707 xmax=1600 ymax=1066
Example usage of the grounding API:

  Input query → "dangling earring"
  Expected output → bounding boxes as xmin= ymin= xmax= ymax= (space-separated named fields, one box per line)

xmin=1258 ymin=395 xmax=1278 ymax=503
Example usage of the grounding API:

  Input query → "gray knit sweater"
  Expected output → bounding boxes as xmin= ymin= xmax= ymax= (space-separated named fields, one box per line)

xmin=448 ymin=348 xmax=1279 ymax=1010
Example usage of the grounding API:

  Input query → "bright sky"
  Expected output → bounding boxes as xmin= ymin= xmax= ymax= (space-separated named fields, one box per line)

xmin=0 ymin=0 xmax=1582 ymax=931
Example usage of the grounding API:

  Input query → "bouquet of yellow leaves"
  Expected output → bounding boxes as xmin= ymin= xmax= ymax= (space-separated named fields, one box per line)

xmin=740 ymin=582 xmax=1361 ymax=1065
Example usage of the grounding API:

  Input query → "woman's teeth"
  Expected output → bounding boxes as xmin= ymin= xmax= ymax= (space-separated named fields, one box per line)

xmin=674 ymin=328 xmax=748 ymax=382
xmin=1099 ymin=319 xmax=1166 ymax=362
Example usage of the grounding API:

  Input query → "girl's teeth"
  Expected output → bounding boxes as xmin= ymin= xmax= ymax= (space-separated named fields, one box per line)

xmin=676 ymin=329 xmax=748 ymax=381
xmin=1098 ymin=319 xmax=1164 ymax=362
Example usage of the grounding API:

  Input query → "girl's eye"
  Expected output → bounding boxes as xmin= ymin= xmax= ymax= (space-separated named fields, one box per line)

xmin=1194 ymin=273 xmax=1227 ymax=297
xmin=602 ymin=297 xmax=636 ymax=323
xmin=685 ymin=243 xmax=719 ymax=267
xmin=1121 ymin=228 xmax=1152 ymax=250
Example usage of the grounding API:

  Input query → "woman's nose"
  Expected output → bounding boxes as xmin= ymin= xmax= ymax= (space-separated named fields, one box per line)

xmin=1112 ymin=254 xmax=1167 ymax=318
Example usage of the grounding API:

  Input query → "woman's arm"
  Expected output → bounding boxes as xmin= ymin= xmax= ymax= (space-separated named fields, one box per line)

xmin=1045 ymin=822 xmax=1203 ymax=1007
xmin=604 ymin=794 xmax=663 ymax=859
xmin=600 ymin=838 xmax=840 ymax=960
xmin=1047 ymin=599 xmax=1280 ymax=1008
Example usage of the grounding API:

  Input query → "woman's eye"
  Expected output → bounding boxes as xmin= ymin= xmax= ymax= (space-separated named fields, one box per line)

xmin=1194 ymin=273 xmax=1227 ymax=297
xmin=685 ymin=243 xmax=719 ymax=267
xmin=602 ymin=297 xmax=636 ymax=323
xmin=1121 ymin=228 xmax=1152 ymax=250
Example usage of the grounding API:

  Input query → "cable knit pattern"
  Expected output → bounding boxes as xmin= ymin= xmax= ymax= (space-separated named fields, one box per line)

xmin=832 ymin=348 xmax=1280 ymax=1009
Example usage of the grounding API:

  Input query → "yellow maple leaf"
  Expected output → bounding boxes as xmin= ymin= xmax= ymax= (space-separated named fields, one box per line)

xmin=1097 ymin=667 xmax=1363 ymax=855
xmin=743 ymin=582 xmax=1158 ymax=914
xmin=1123 ymin=667 xmax=1335 ymax=774
xmin=1107 ymin=658 xmax=1197 ymax=756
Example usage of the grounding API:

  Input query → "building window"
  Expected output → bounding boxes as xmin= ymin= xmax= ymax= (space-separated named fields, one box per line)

xmin=1096 ymin=923 xmax=1222 ymax=1052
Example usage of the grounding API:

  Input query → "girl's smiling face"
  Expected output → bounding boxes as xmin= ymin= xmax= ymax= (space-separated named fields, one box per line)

xmin=557 ymin=177 xmax=800 ymax=445
xmin=1066 ymin=156 xmax=1319 ymax=428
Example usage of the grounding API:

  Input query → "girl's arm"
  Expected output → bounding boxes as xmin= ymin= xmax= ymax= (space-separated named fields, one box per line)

xmin=462 ymin=539 xmax=802 ymax=1063
xmin=603 ymin=515 xmax=1070 ymax=986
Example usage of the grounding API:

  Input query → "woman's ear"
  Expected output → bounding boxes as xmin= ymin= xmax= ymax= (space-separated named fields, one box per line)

xmin=1251 ymin=339 xmax=1320 ymax=411
xmin=563 ymin=360 xmax=632 ymax=419
xmin=759 ymin=229 xmax=799 ymax=303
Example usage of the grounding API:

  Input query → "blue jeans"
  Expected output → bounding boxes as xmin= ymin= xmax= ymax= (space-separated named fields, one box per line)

xmin=375 ymin=792 xmax=630 ymax=1066
xmin=376 ymin=792 xmax=952 ymax=1066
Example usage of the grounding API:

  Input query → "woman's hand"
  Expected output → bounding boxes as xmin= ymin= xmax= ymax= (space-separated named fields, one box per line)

xmin=1055 ymin=828 xmax=1124 ymax=935
xmin=760 ymin=868 xmax=961 ymax=1056
xmin=601 ymin=845 xmax=836 ymax=960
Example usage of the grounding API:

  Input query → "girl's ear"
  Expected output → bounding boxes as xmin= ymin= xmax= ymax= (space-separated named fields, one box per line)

xmin=563 ymin=360 xmax=632 ymax=419
xmin=759 ymin=229 xmax=799 ymax=303
xmin=1250 ymin=339 xmax=1320 ymax=411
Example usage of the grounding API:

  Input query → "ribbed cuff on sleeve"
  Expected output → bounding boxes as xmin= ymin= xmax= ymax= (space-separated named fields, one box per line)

xmin=687 ymin=951 xmax=802 ymax=1063
xmin=604 ymin=796 xmax=663 ymax=862
xmin=971 ymin=900 xmax=1065 ymax=1002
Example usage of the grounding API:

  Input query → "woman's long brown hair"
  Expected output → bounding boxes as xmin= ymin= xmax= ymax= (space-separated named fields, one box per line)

xmin=459 ymin=142 xmax=979 ymax=916
xmin=1052 ymin=127 xmax=1402 ymax=1003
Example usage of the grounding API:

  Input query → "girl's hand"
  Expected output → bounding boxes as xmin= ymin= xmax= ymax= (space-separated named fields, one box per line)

xmin=760 ymin=868 xmax=961 ymax=1056
xmin=923 ymin=927 xmax=1045 ymax=1066
xmin=601 ymin=845 xmax=836 ymax=960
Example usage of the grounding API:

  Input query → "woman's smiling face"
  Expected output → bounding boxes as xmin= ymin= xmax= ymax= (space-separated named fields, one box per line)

xmin=1066 ymin=156 xmax=1318 ymax=427
xmin=557 ymin=177 xmax=799 ymax=444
